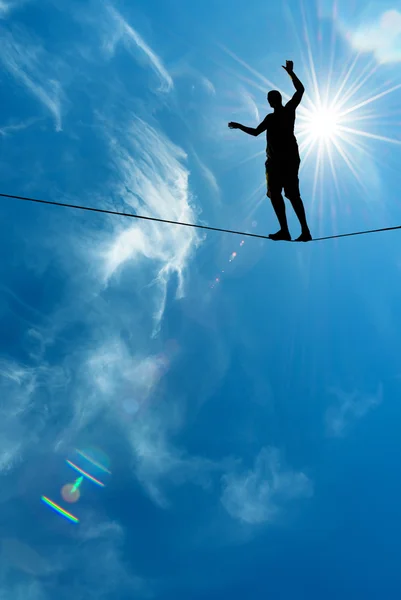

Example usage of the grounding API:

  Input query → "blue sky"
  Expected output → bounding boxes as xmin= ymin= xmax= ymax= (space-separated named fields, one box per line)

xmin=1 ymin=0 xmax=401 ymax=598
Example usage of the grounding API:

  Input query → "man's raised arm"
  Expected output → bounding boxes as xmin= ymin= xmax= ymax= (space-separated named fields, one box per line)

xmin=282 ymin=60 xmax=304 ymax=108
xmin=228 ymin=118 xmax=267 ymax=136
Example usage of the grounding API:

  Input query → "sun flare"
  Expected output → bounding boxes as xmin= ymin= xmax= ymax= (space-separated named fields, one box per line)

xmin=303 ymin=106 xmax=341 ymax=141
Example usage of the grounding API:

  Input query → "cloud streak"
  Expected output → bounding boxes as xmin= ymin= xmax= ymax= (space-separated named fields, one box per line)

xmin=0 ymin=27 xmax=63 ymax=130
xmin=220 ymin=447 xmax=313 ymax=525
xmin=103 ymin=5 xmax=173 ymax=92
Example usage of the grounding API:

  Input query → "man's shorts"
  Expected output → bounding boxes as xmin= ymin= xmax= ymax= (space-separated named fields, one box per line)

xmin=265 ymin=157 xmax=301 ymax=199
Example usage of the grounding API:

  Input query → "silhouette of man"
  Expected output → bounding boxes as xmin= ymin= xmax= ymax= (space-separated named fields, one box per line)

xmin=228 ymin=60 xmax=312 ymax=242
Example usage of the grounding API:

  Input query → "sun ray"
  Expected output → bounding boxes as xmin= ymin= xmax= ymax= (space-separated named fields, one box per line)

xmin=329 ymin=52 xmax=362 ymax=108
xmin=324 ymin=1 xmax=339 ymax=106
xmin=338 ymin=84 xmax=401 ymax=118
xmin=312 ymin=139 xmax=324 ymax=205
xmin=331 ymin=137 xmax=366 ymax=192
xmin=220 ymin=44 xmax=282 ymax=92
xmin=338 ymin=126 xmax=401 ymax=146
xmin=326 ymin=141 xmax=341 ymax=201
xmin=336 ymin=62 xmax=380 ymax=110
xmin=300 ymin=0 xmax=322 ymax=108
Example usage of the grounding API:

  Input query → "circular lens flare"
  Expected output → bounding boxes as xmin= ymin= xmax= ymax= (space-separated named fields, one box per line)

xmin=61 ymin=484 xmax=81 ymax=504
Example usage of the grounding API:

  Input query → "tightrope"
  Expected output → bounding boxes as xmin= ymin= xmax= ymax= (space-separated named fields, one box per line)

xmin=1 ymin=192 xmax=399 ymax=242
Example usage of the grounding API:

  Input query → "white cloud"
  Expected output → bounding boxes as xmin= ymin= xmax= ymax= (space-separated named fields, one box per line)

xmin=220 ymin=447 xmax=313 ymax=525
xmin=190 ymin=147 xmax=220 ymax=197
xmin=0 ymin=361 xmax=39 ymax=473
xmin=102 ymin=4 xmax=173 ymax=92
xmin=0 ymin=0 xmax=29 ymax=18
xmin=94 ymin=116 xmax=201 ymax=329
xmin=325 ymin=385 xmax=383 ymax=437
xmin=125 ymin=406 xmax=222 ymax=508
xmin=0 ymin=359 xmax=70 ymax=476
xmin=77 ymin=335 xmax=221 ymax=508
xmin=0 ymin=27 xmax=63 ymax=130
xmin=1 ymin=538 xmax=54 ymax=577
xmin=170 ymin=60 xmax=215 ymax=95
xmin=239 ymin=87 xmax=260 ymax=123
xmin=350 ymin=9 xmax=401 ymax=64
xmin=0 ymin=117 xmax=39 ymax=136
xmin=72 ymin=531 xmax=151 ymax=600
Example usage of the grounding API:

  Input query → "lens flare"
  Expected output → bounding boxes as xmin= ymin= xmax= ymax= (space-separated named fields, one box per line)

xmin=66 ymin=460 xmax=105 ymax=487
xmin=76 ymin=449 xmax=111 ymax=474
xmin=61 ymin=483 xmax=81 ymax=504
xmin=41 ymin=496 xmax=79 ymax=524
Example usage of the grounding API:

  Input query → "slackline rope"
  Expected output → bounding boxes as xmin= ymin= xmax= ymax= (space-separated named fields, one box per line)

xmin=1 ymin=192 xmax=399 ymax=242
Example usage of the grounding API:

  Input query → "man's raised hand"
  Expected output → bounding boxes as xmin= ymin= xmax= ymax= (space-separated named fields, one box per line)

xmin=228 ymin=121 xmax=240 ymax=129
xmin=282 ymin=60 xmax=294 ymax=74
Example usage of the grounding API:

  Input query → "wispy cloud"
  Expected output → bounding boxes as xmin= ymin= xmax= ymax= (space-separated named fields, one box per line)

xmin=220 ymin=447 xmax=313 ymax=525
xmin=1 ymin=538 xmax=54 ymax=576
xmin=0 ymin=359 xmax=70 ymax=476
xmin=325 ymin=385 xmax=383 ymax=437
xmin=170 ymin=60 xmax=215 ymax=95
xmin=102 ymin=4 xmax=173 ymax=92
xmin=350 ymin=9 xmax=401 ymax=64
xmin=239 ymin=86 xmax=260 ymax=123
xmin=70 ymin=517 xmax=152 ymax=599
xmin=0 ymin=0 xmax=29 ymax=18
xmin=125 ymin=406 xmax=222 ymax=508
xmin=94 ymin=115 xmax=201 ymax=328
xmin=0 ymin=117 xmax=39 ymax=136
xmin=190 ymin=147 xmax=220 ymax=197
xmin=0 ymin=360 xmax=39 ymax=474
xmin=0 ymin=27 xmax=63 ymax=130
xmin=80 ymin=336 xmax=222 ymax=508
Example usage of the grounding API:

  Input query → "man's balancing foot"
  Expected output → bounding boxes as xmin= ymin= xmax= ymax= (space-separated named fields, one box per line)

xmin=295 ymin=229 xmax=312 ymax=242
xmin=268 ymin=229 xmax=292 ymax=241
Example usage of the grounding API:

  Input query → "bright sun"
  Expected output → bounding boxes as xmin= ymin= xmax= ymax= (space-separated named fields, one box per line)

xmin=306 ymin=107 xmax=341 ymax=141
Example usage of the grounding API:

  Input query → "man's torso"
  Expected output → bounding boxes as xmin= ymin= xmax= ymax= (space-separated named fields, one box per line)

xmin=265 ymin=104 xmax=299 ymax=163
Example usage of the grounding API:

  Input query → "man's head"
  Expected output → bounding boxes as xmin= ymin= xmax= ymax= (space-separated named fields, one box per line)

xmin=267 ymin=90 xmax=283 ymax=108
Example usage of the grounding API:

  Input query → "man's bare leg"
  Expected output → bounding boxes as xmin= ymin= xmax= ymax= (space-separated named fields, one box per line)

xmin=288 ymin=194 xmax=312 ymax=241
xmin=269 ymin=191 xmax=291 ymax=241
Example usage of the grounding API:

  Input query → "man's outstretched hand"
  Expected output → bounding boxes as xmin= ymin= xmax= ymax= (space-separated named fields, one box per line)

xmin=282 ymin=60 xmax=294 ymax=74
xmin=228 ymin=121 xmax=240 ymax=129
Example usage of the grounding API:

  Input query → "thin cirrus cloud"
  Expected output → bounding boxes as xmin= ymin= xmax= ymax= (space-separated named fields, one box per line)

xmin=0 ymin=0 xmax=28 ymax=17
xmin=0 ymin=359 xmax=70 ymax=476
xmin=69 ymin=516 xmax=152 ymax=599
xmin=82 ymin=336 xmax=221 ymax=508
xmin=325 ymin=385 xmax=383 ymax=437
xmin=102 ymin=4 xmax=173 ymax=93
xmin=349 ymin=9 xmax=401 ymax=64
xmin=0 ymin=27 xmax=63 ymax=130
xmin=220 ymin=447 xmax=313 ymax=525
xmin=0 ymin=117 xmax=39 ymax=137
xmin=95 ymin=115 xmax=201 ymax=328
xmin=0 ymin=360 xmax=40 ymax=474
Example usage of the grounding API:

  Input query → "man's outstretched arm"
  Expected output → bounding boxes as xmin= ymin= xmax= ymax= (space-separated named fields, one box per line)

xmin=228 ymin=118 xmax=267 ymax=136
xmin=282 ymin=60 xmax=304 ymax=108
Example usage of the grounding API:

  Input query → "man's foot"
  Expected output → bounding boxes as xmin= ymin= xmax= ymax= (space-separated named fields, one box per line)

xmin=268 ymin=229 xmax=292 ymax=241
xmin=295 ymin=230 xmax=312 ymax=242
